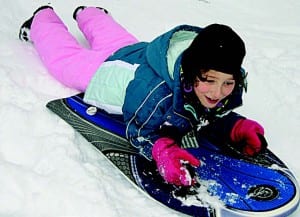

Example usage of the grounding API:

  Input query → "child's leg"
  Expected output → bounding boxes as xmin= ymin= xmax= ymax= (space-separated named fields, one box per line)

xmin=30 ymin=8 xmax=103 ymax=91
xmin=76 ymin=7 xmax=138 ymax=53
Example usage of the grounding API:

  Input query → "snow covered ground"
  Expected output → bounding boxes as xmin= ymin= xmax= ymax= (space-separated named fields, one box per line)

xmin=1 ymin=0 xmax=299 ymax=216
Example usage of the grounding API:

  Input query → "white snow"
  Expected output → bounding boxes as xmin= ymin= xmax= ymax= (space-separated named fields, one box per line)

xmin=1 ymin=0 xmax=300 ymax=216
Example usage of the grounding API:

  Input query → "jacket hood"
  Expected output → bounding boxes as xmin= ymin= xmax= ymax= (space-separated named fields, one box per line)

xmin=145 ymin=25 xmax=202 ymax=90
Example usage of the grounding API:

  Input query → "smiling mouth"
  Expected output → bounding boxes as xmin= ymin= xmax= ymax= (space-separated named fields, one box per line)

xmin=205 ymin=96 xmax=219 ymax=105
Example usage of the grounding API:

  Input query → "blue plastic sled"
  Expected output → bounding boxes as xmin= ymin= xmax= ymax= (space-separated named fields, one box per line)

xmin=46 ymin=93 xmax=300 ymax=217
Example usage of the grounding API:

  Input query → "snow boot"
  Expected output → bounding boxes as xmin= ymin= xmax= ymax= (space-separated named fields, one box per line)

xmin=72 ymin=6 xmax=109 ymax=20
xmin=19 ymin=5 xmax=53 ymax=42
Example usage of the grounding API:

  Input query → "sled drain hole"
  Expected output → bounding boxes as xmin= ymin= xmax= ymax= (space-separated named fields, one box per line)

xmin=247 ymin=185 xmax=279 ymax=201
xmin=86 ymin=106 xmax=97 ymax=115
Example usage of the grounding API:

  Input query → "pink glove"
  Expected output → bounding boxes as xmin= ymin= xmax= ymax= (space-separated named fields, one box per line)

xmin=231 ymin=119 xmax=265 ymax=156
xmin=152 ymin=137 xmax=200 ymax=186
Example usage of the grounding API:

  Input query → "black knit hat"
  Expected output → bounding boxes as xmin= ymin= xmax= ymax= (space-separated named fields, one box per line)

xmin=181 ymin=24 xmax=246 ymax=84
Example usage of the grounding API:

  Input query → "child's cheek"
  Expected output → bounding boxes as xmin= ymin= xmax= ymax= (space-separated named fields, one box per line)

xmin=194 ymin=82 xmax=210 ymax=93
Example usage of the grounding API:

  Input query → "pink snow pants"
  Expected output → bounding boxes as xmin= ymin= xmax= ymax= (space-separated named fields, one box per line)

xmin=31 ymin=7 xmax=138 ymax=91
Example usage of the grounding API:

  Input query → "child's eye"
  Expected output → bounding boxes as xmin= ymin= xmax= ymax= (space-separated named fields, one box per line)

xmin=206 ymin=79 xmax=216 ymax=83
xmin=197 ymin=76 xmax=215 ymax=83
xmin=224 ymin=80 xmax=235 ymax=86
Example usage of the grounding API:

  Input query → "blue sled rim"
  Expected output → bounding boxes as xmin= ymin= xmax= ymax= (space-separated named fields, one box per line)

xmin=46 ymin=93 xmax=300 ymax=217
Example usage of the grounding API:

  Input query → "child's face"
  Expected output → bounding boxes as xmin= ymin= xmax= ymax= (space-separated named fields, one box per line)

xmin=193 ymin=69 xmax=235 ymax=109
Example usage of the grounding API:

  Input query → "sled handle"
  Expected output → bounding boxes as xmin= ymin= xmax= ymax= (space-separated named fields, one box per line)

xmin=225 ymin=133 xmax=268 ymax=158
xmin=257 ymin=133 xmax=268 ymax=154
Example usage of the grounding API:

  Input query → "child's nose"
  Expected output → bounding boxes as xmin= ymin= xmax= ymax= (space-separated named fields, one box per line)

xmin=212 ymin=86 xmax=222 ymax=99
